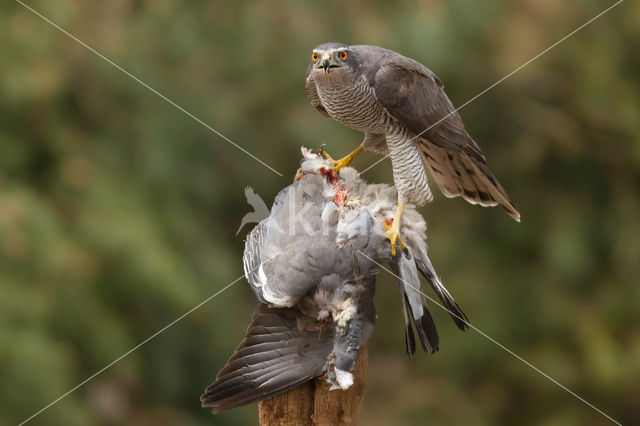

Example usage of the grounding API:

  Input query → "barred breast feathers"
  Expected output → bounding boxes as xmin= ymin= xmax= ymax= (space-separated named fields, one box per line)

xmin=315 ymin=74 xmax=387 ymax=134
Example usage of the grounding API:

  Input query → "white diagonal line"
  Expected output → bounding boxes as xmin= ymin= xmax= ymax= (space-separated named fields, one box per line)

xmin=358 ymin=251 xmax=622 ymax=425
xmin=359 ymin=0 xmax=623 ymax=176
xmin=18 ymin=276 xmax=243 ymax=425
xmin=15 ymin=0 xmax=283 ymax=177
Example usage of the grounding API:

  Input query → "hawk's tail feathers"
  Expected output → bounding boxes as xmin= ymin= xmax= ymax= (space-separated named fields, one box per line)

xmin=200 ymin=304 xmax=332 ymax=414
xmin=418 ymin=137 xmax=520 ymax=222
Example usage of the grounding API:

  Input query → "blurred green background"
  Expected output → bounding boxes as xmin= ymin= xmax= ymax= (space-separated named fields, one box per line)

xmin=2 ymin=0 xmax=639 ymax=424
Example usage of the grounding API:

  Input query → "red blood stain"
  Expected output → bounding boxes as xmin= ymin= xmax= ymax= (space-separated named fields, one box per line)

xmin=319 ymin=167 xmax=348 ymax=211
xmin=317 ymin=159 xmax=354 ymax=218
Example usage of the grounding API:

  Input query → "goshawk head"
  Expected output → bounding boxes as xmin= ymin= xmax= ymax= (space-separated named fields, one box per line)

xmin=308 ymin=42 xmax=358 ymax=76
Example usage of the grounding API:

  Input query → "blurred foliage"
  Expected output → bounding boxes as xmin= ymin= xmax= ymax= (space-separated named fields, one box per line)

xmin=1 ymin=0 xmax=639 ymax=425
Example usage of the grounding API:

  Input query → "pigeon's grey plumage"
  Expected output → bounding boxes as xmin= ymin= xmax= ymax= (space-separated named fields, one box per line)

xmin=201 ymin=149 xmax=468 ymax=414
xmin=305 ymin=43 xmax=519 ymax=220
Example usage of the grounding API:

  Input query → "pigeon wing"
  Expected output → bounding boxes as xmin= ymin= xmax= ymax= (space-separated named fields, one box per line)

xmin=200 ymin=304 xmax=332 ymax=413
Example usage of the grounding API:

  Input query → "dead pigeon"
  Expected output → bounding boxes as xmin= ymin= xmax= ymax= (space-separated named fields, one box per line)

xmin=201 ymin=149 xmax=468 ymax=413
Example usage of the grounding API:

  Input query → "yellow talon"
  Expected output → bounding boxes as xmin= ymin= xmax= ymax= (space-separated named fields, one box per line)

xmin=321 ymin=150 xmax=334 ymax=161
xmin=321 ymin=144 xmax=364 ymax=172
xmin=381 ymin=219 xmax=405 ymax=256
xmin=381 ymin=202 xmax=407 ymax=256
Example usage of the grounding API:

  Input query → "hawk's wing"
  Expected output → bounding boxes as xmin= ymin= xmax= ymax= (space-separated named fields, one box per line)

xmin=366 ymin=51 xmax=520 ymax=221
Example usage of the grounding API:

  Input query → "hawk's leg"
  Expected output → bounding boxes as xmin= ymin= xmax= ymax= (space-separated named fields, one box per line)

xmin=322 ymin=144 xmax=364 ymax=172
xmin=382 ymin=201 xmax=407 ymax=256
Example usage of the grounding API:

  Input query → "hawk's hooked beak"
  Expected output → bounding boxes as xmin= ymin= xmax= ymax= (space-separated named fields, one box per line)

xmin=321 ymin=52 xmax=338 ymax=75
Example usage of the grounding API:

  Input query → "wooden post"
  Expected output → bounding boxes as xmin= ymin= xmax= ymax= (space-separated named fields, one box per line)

xmin=258 ymin=346 xmax=368 ymax=425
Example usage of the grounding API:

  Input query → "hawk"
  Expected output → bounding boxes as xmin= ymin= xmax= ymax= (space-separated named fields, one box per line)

xmin=200 ymin=150 xmax=467 ymax=413
xmin=305 ymin=43 xmax=520 ymax=254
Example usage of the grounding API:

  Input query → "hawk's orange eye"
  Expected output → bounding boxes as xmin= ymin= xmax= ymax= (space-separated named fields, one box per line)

xmin=338 ymin=51 xmax=347 ymax=60
xmin=312 ymin=53 xmax=319 ymax=61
